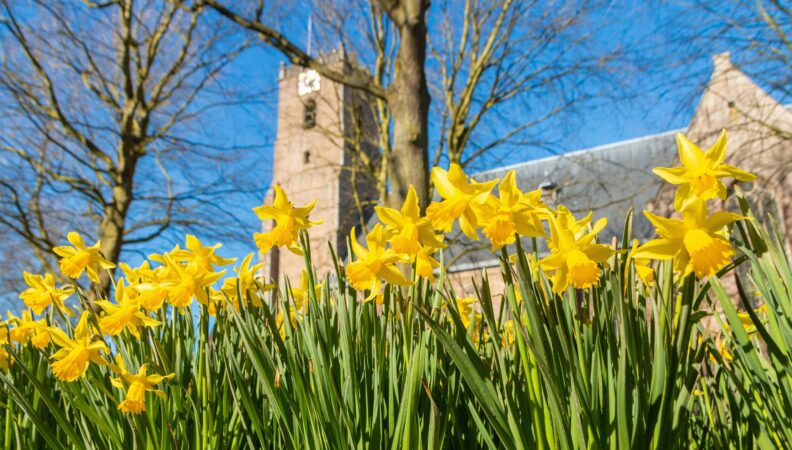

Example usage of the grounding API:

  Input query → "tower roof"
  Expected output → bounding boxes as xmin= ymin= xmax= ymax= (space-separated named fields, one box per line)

xmin=687 ymin=52 xmax=792 ymax=147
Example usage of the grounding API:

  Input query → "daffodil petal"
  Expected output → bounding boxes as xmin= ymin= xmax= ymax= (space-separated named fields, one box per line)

xmin=714 ymin=164 xmax=757 ymax=182
xmin=704 ymin=130 xmax=727 ymax=165
xmin=653 ymin=166 xmax=690 ymax=184
xmin=676 ymin=133 xmax=706 ymax=168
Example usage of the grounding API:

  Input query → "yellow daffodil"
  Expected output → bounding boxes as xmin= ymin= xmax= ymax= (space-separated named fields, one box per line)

xmin=161 ymin=256 xmax=225 ymax=308
xmin=274 ymin=307 xmax=301 ymax=340
xmin=96 ymin=280 xmax=161 ymax=338
xmin=633 ymin=200 xmax=743 ymax=278
xmin=449 ymin=297 xmax=487 ymax=344
xmin=19 ymin=272 xmax=74 ymax=316
xmin=416 ymin=247 xmax=440 ymax=281
xmin=375 ymin=185 xmax=446 ymax=256
xmin=274 ymin=271 xmax=323 ymax=339
xmin=169 ymin=235 xmax=236 ymax=272
xmin=426 ymin=164 xmax=498 ymax=239
xmin=708 ymin=307 xmax=766 ymax=364
xmin=454 ymin=297 xmax=481 ymax=329
xmin=52 ymin=232 xmax=115 ymax=283
xmin=347 ymin=225 xmax=410 ymax=300
xmin=502 ymin=320 xmax=516 ymax=348
xmin=712 ymin=336 xmax=733 ymax=363
xmin=212 ymin=254 xmax=272 ymax=312
xmin=0 ymin=327 xmax=10 ymax=370
xmin=121 ymin=261 xmax=168 ymax=312
xmin=539 ymin=211 xmax=614 ymax=293
xmin=48 ymin=312 xmax=108 ymax=381
xmin=7 ymin=310 xmax=50 ymax=349
xmin=110 ymin=354 xmax=174 ymax=414
xmin=253 ymin=186 xmax=323 ymax=255
xmin=552 ymin=206 xmax=592 ymax=242
xmin=727 ymin=305 xmax=767 ymax=335
xmin=653 ymin=131 xmax=756 ymax=209
xmin=6 ymin=312 xmax=31 ymax=344
xmin=627 ymin=240 xmax=655 ymax=285
xmin=480 ymin=171 xmax=548 ymax=249
xmin=290 ymin=270 xmax=323 ymax=312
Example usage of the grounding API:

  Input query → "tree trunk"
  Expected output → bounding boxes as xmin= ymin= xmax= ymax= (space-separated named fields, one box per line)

xmin=95 ymin=184 xmax=132 ymax=297
xmin=386 ymin=0 xmax=430 ymax=210
xmin=95 ymin=133 xmax=138 ymax=297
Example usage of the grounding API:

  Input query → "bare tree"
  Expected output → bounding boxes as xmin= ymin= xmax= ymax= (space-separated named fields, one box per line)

xmin=428 ymin=0 xmax=622 ymax=171
xmin=203 ymin=0 xmax=625 ymax=216
xmin=0 ymin=0 xmax=265 ymax=296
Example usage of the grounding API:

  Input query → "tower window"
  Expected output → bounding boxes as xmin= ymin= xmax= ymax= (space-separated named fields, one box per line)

xmin=303 ymin=151 xmax=311 ymax=164
xmin=303 ymin=99 xmax=317 ymax=129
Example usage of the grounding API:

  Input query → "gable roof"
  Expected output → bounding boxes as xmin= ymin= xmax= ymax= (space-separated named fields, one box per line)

xmin=443 ymin=129 xmax=682 ymax=272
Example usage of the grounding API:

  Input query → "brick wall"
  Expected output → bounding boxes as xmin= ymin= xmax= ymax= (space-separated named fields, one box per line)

xmin=263 ymin=57 xmax=378 ymax=284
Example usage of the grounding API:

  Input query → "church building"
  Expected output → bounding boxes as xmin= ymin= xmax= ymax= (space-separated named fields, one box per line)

xmin=262 ymin=52 xmax=792 ymax=294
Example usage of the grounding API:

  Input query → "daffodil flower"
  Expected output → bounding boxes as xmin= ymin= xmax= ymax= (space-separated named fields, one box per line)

xmin=53 ymin=232 xmax=115 ymax=283
xmin=253 ymin=185 xmax=323 ymax=255
xmin=19 ymin=272 xmax=74 ymax=316
xmin=426 ymin=164 xmax=498 ymax=240
xmin=96 ymin=280 xmax=161 ymax=338
xmin=653 ymin=131 xmax=756 ymax=209
xmin=448 ymin=297 xmax=487 ymax=344
xmin=7 ymin=310 xmax=50 ymax=349
xmin=633 ymin=200 xmax=743 ymax=278
xmin=169 ymin=235 xmax=236 ymax=272
xmin=121 ymin=261 xmax=169 ymax=312
xmin=48 ymin=312 xmax=108 ymax=381
xmin=415 ymin=247 xmax=440 ymax=281
xmin=539 ymin=211 xmax=614 ymax=293
xmin=626 ymin=240 xmax=655 ymax=285
xmin=161 ymin=256 xmax=225 ymax=309
xmin=552 ymin=206 xmax=592 ymax=242
xmin=0 ymin=327 xmax=10 ymax=370
xmin=375 ymin=185 xmax=445 ymax=256
xmin=110 ymin=354 xmax=174 ymax=414
xmin=480 ymin=170 xmax=548 ymax=250
xmin=502 ymin=320 xmax=516 ymax=347
xmin=275 ymin=270 xmax=323 ymax=338
xmin=453 ymin=297 xmax=482 ymax=330
xmin=212 ymin=253 xmax=272 ymax=312
xmin=711 ymin=335 xmax=733 ymax=363
xmin=290 ymin=269 xmax=324 ymax=312
xmin=347 ymin=224 xmax=410 ymax=300
xmin=728 ymin=305 xmax=767 ymax=335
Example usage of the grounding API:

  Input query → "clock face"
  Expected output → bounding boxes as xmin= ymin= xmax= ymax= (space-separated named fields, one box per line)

xmin=298 ymin=69 xmax=321 ymax=96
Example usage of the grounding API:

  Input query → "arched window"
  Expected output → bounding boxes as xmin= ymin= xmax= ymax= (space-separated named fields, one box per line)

xmin=303 ymin=151 xmax=311 ymax=164
xmin=303 ymin=99 xmax=316 ymax=129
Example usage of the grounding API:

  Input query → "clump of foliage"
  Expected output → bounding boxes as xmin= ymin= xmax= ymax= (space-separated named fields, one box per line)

xmin=1 ymin=131 xmax=790 ymax=449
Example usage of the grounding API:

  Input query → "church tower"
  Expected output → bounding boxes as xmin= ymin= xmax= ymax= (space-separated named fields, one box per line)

xmin=263 ymin=50 xmax=379 ymax=283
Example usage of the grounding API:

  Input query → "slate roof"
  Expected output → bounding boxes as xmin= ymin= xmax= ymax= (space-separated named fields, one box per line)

xmin=442 ymin=129 xmax=684 ymax=272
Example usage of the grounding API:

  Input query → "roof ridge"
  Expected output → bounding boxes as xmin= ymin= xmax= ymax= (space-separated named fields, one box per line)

xmin=473 ymin=128 xmax=685 ymax=177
